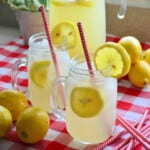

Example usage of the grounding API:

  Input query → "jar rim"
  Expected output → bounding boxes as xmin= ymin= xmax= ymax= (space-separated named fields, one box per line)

xmin=70 ymin=53 xmax=112 ymax=77
xmin=28 ymin=32 xmax=67 ymax=51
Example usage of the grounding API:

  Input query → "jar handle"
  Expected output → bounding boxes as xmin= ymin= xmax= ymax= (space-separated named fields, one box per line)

xmin=51 ymin=76 xmax=67 ymax=121
xmin=11 ymin=58 xmax=27 ymax=92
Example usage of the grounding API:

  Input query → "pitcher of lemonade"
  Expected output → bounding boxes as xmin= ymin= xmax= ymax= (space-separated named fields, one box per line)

xmin=49 ymin=0 xmax=127 ymax=58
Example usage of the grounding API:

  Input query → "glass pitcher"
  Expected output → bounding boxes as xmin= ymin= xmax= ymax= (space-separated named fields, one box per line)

xmin=49 ymin=0 xmax=127 ymax=58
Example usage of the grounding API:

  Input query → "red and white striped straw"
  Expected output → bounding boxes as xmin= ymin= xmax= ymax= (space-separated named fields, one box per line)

xmin=114 ymin=137 xmax=132 ymax=150
xmin=40 ymin=5 xmax=59 ymax=77
xmin=94 ymin=130 xmax=126 ymax=150
xmin=96 ymin=117 xmax=140 ymax=149
xmin=126 ymin=109 xmax=149 ymax=149
xmin=115 ymin=110 xmax=150 ymax=150
xmin=117 ymin=114 xmax=150 ymax=149
xmin=137 ymin=109 xmax=149 ymax=130
xmin=40 ymin=5 xmax=66 ymax=106
xmin=131 ymin=122 xmax=150 ymax=149
xmin=141 ymin=122 xmax=150 ymax=133
xmin=77 ymin=22 xmax=94 ymax=75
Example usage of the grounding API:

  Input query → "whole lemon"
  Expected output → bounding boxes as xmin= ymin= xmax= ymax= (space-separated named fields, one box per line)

xmin=143 ymin=48 xmax=150 ymax=65
xmin=0 ymin=105 xmax=12 ymax=138
xmin=118 ymin=36 xmax=142 ymax=64
xmin=0 ymin=90 xmax=29 ymax=121
xmin=16 ymin=106 xmax=49 ymax=144
xmin=128 ymin=60 xmax=150 ymax=88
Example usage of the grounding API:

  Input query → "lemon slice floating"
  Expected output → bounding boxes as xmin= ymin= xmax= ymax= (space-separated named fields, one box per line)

xmin=70 ymin=87 xmax=104 ymax=118
xmin=94 ymin=42 xmax=131 ymax=78
xmin=51 ymin=0 xmax=76 ymax=6
xmin=77 ymin=0 xmax=94 ymax=7
xmin=29 ymin=60 xmax=51 ymax=87
xmin=51 ymin=0 xmax=94 ymax=6
xmin=52 ymin=21 xmax=77 ymax=49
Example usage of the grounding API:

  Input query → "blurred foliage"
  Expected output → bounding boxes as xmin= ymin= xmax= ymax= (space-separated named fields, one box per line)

xmin=2 ymin=0 xmax=49 ymax=11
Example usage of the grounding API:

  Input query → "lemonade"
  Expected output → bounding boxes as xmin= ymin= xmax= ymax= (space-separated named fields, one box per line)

xmin=64 ymin=54 xmax=117 ymax=144
xmin=51 ymin=53 xmax=117 ymax=142
xmin=49 ymin=0 xmax=106 ymax=58
xmin=12 ymin=33 xmax=70 ymax=113
xmin=27 ymin=34 xmax=70 ymax=113
xmin=28 ymin=59 xmax=53 ymax=113
xmin=28 ymin=49 xmax=70 ymax=113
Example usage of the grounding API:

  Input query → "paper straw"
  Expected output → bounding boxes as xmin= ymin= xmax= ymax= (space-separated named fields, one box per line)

xmin=129 ymin=122 xmax=150 ymax=149
xmin=40 ymin=5 xmax=66 ymax=109
xmin=141 ymin=125 xmax=150 ymax=137
xmin=115 ymin=110 xmax=149 ymax=150
xmin=40 ymin=5 xmax=59 ymax=77
xmin=137 ymin=109 xmax=149 ymax=130
xmin=122 ymin=109 xmax=149 ymax=150
xmin=117 ymin=115 xmax=150 ymax=149
xmin=135 ymin=115 xmax=150 ymax=149
xmin=96 ymin=121 xmax=139 ymax=150
xmin=140 ymin=122 xmax=150 ymax=133
xmin=126 ymin=109 xmax=149 ymax=150
xmin=94 ymin=130 xmax=126 ymax=150
xmin=114 ymin=122 xmax=138 ymax=150
xmin=114 ymin=137 xmax=132 ymax=150
xmin=96 ymin=110 xmax=150 ymax=149
xmin=77 ymin=22 xmax=94 ymax=75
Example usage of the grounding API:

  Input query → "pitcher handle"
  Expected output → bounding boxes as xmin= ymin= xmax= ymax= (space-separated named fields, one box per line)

xmin=118 ymin=0 xmax=127 ymax=19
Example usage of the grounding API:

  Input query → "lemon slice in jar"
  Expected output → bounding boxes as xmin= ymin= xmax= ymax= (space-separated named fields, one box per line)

xmin=77 ymin=0 xmax=94 ymax=7
xmin=70 ymin=87 xmax=104 ymax=118
xmin=29 ymin=60 xmax=51 ymax=87
xmin=94 ymin=42 xmax=131 ymax=78
xmin=51 ymin=21 xmax=77 ymax=49
xmin=51 ymin=0 xmax=76 ymax=6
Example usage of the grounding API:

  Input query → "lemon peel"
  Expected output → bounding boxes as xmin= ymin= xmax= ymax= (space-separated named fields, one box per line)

xmin=94 ymin=42 xmax=131 ymax=78
xmin=52 ymin=21 xmax=77 ymax=49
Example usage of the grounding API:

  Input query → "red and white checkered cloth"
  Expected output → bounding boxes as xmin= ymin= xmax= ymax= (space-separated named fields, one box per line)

xmin=0 ymin=35 xmax=150 ymax=150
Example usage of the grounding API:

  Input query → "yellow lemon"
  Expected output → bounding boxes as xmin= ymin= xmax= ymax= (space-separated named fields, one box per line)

xmin=0 ymin=105 xmax=12 ymax=138
xmin=70 ymin=87 xmax=104 ymax=118
xmin=143 ymin=48 xmax=150 ymax=65
xmin=94 ymin=42 xmax=131 ymax=78
xmin=51 ymin=21 xmax=77 ymax=49
xmin=128 ymin=60 xmax=150 ymax=88
xmin=16 ymin=106 xmax=49 ymax=144
xmin=29 ymin=60 xmax=51 ymax=88
xmin=77 ymin=0 xmax=94 ymax=6
xmin=118 ymin=36 xmax=142 ymax=64
xmin=0 ymin=90 xmax=28 ymax=121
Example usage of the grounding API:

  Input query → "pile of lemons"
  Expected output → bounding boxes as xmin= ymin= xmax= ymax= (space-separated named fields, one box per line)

xmin=94 ymin=36 xmax=150 ymax=88
xmin=119 ymin=36 xmax=150 ymax=88
xmin=0 ymin=90 xmax=49 ymax=144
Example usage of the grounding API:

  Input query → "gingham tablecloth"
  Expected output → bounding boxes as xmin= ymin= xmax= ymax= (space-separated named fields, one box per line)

xmin=0 ymin=35 xmax=150 ymax=150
